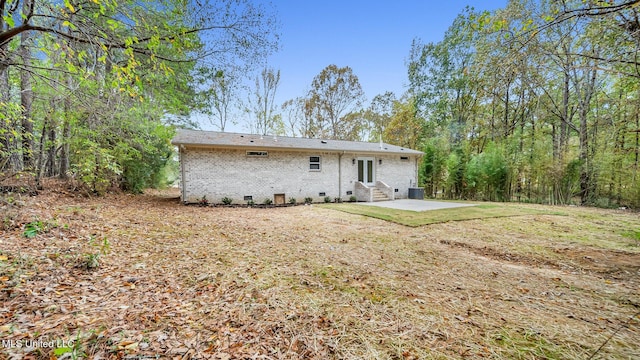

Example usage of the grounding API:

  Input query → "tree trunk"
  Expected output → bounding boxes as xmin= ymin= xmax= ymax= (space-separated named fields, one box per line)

xmin=59 ymin=116 xmax=71 ymax=179
xmin=560 ymin=71 xmax=570 ymax=156
xmin=577 ymin=58 xmax=598 ymax=205
xmin=46 ymin=100 xmax=58 ymax=177
xmin=46 ymin=127 xmax=57 ymax=177
xmin=20 ymin=1 xmax=34 ymax=170
xmin=504 ymin=82 xmax=510 ymax=137
xmin=59 ymin=76 xmax=73 ymax=179
xmin=0 ymin=63 xmax=9 ymax=172
xmin=35 ymin=112 xmax=49 ymax=187
xmin=635 ymin=108 xmax=639 ymax=183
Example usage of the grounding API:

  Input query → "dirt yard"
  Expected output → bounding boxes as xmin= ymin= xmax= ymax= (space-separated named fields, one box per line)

xmin=1 ymin=187 xmax=638 ymax=359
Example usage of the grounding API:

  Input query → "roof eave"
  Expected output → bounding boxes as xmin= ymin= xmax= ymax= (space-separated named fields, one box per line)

xmin=172 ymin=142 xmax=423 ymax=155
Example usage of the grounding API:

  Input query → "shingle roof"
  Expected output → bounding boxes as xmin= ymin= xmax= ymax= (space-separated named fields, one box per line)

xmin=172 ymin=129 xmax=423 ymax=155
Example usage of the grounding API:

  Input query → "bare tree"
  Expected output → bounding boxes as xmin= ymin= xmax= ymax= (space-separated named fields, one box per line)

xmin=203 ymin=68 xmax=242 ymax=132
xmin=247 ymin=67 xmax=281 ymax=135
xmin=281 ymin=97 xmax=306 ymax=137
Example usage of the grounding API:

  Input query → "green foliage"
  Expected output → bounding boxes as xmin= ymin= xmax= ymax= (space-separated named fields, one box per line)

xmin=221 ymin=197 xmax=233 ymax=205
xmin=23 ymin=220 xmax=44 ymax=238
xmin=84 ymin=253 xmax=100 ymax=269
xmin=70 ymin=136 xmax=121 ymax=195
xmin=53 ymin=333 xmax=86 ymax=360
xmin=198 ymin=195 xmax=209 ymax=206
xmin=383 ymin=98 xmax=425 ymax=150
xmin=629 ymin=182 xmax=640 ymax=209
xmin=83 ymin=237 xmax=110 ymax=270
xmin=262 ymin=198 xmax=273 ymax=205
xmin=247 ymin=199 xmax=255 ymax=206
xmin=400 ymin=2 xmax=640 ymax=209
xmin=445 ymin=149 xmax=467 ymax=199
xmin=288 ymin=197 xmax=297 ymax=205
xmin=65 ymin=106 xmax=176 ymax=194
xmin=304 ymin=65 xmax=365 ymax=140
xmin=349 ymin=195 xmax=357 ymax=202
xmin=1 ymin=0 xmax=278 ymax=193
xmin=622 ymin=230 xmax=640 ymax=242
xmin=304 ymin=197 xmax=313 ymax=204
xmin=464 ymin=143 xmax=509 ymax=201
xmin=560 ymin=159 xmax=583 ymax=204
xmin=421 ymin=138 xmax=448 ymax=197
xmin=120 ymin=124 xmax=176 ymax=193
xmin=22 ymin=218 xmax=59 ymax=238
xmin=0 ymin=102 xmax=24 ymax=173
xmin=324 ymin=196 xmax=332 ymax=203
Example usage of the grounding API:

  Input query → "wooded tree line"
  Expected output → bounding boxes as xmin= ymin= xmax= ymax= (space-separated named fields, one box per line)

xmin=407 ymin=0 xmax=640 ymax=208
xmin=0 ymin=0 xmax=277 ymax=193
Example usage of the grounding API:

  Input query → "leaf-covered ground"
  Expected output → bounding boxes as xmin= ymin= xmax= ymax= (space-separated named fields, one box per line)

xmin=1 ymin=185 xmax=639 ymax=359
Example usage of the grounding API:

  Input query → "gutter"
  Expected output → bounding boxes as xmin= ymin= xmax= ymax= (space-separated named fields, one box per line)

xmin=171 ymin=142 xmax=424 ymax=156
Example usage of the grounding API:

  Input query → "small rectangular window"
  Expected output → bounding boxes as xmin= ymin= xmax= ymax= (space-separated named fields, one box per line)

xmin=400 ymin=156 xmax=409 ymax=161
xmin=309 ymin=156 xmax=321 ymax=171
xmin=247 ymin=151 xmax=268 ymax=157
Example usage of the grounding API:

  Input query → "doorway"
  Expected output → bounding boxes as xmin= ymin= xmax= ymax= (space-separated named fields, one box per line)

xmin=357 ymin=157 xmax=375 ymax=186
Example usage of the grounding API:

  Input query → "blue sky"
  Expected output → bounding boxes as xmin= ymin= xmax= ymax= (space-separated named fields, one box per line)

xmin=211 ymin=1 xmax=507 ymax=132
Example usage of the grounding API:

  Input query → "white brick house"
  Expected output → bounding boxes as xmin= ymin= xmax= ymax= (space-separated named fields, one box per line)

xmin=172 ymin=129 xmax=423 ymax=204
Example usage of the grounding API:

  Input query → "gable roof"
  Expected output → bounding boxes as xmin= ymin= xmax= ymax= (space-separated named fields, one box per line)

xmin=172 ymin=129 xmax=423 ymax=155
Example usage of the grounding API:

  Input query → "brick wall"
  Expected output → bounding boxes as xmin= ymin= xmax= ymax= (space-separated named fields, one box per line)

xmin=180 ymin=147 xmax=419 ymax=204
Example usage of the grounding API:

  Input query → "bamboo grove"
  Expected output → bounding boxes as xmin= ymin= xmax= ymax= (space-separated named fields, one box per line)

xmin=407 ymin=0 xmax=640 ymax=208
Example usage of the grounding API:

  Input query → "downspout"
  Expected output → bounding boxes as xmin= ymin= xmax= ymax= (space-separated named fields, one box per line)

xmin=414 ymin=156 xmax=419 ymax=188
xmin=180 ymin=145 xmax=186 ymax=203
xmin=338 ymin=151 xmax=344 ymax=200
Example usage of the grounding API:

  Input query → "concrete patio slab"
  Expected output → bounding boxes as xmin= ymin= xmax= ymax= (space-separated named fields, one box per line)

xmin=358 ymin=199 xmax=476 ymax=212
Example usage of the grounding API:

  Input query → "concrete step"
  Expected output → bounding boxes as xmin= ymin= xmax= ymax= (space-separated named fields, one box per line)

xmin=372 ymin=188 xmax=389 ymax=201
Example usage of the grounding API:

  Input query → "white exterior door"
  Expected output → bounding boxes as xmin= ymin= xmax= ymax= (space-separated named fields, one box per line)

xmin=357 ymin=157 xmax=375 ymax=186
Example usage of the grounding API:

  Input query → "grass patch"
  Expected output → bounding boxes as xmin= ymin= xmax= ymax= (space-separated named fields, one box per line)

xmin=322 ymin=202 xmax=557 ymax=226
xmin=622 ymin=230 xmax=640 ymax=242
xmin=490 ymin=328 xmax=570 ymax=359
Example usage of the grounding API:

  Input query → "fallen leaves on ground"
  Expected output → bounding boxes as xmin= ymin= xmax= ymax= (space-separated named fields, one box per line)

xmin=0 ymin=184 xmax=639 ymax=359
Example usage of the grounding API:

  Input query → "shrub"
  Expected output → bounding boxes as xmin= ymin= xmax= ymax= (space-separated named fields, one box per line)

xmin=324 ymin=196 xmax=332 ymax=203
xmin=22 ymin=219 xmax=58 ymax=238
xmin=262 ymin=198 xmax=273 ymax=205
xmin=221 ymin=197 xmax=233 ymax=205
xmin=304 ymin=197 xmax=313 ymax=204
xmin=23 ymin=220 xmax=44 ymax=238
xmin=349 ymin=195 xmax=357 ymax=202
xmin=247 ymin=200 xmax=255 ymax=206
xmin=198 ymin=195 xmax=209 ymax=206
xmin=83 ymin=237 xmax=110 ymax=270
xmin=288 ymin=197 xmax=297 ymax=205
xmin=334 ymin=197 xmax=342 ymax=203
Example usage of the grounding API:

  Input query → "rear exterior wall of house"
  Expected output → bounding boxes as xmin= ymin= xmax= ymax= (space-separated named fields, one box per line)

xmin=180 ymin=147 xmax=420 ymax=204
